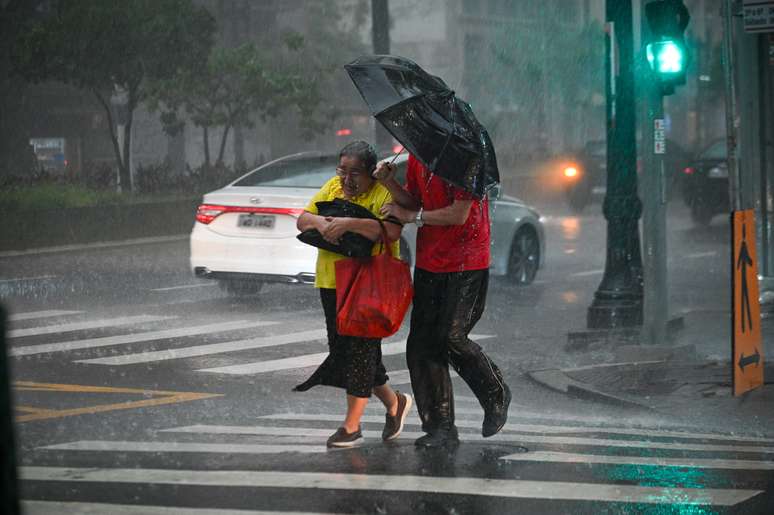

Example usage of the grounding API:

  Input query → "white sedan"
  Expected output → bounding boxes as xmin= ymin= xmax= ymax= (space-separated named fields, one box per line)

xmin=190 ymin=152 xmax=545 ymax=295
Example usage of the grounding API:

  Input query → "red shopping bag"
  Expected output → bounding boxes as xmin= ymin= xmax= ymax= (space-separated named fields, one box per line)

xmin=335 ymin=238 xmax=413 ymax=338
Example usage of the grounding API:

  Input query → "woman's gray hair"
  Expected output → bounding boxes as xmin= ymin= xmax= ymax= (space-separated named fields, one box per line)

xmin=339 ymin=140 xmax=377 ymax=172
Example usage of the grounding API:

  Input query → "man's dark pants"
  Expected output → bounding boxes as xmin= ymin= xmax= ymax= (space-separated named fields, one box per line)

xmin=407 ymin=268 xmax=507 ymax=433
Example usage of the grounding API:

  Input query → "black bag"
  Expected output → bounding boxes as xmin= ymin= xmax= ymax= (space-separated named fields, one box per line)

xmin=297 ymin=199 xmax=379 ymax=257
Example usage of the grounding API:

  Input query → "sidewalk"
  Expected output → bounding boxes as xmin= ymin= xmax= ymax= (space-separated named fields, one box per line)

xmin=527 ymin=309 xmax=774 ymax=433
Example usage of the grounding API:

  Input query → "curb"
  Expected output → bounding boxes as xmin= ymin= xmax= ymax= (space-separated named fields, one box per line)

xmin=526 ymin=366 xmax=656 ymax=410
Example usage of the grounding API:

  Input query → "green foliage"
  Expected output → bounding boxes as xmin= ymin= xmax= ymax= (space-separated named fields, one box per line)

xmin=0 ymin=183 xmax=125 ymax=211
xmin=147 ymin=41 xmax=319 ymax=166
xmin=13 ymin=0 xmax=216 ymax=189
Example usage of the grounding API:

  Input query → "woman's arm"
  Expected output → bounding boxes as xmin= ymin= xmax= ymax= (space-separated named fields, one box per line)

xmin=297 ymin=211 xmax=328 ymax=232
xmin=321 ymin=217 xmax=401 ymax=244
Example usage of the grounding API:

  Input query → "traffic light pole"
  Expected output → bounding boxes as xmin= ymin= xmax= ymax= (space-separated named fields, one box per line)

xmin=588 ymin=0 xmax=644 ymax=329
xmin=641 ymin=75 xmax=669 ymax=344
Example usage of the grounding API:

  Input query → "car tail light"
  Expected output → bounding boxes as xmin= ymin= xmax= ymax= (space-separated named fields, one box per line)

xmin=195 ymin=204 xmax=304 ymax=224
xmin=683 ymin=166 xmax=695 ymax=175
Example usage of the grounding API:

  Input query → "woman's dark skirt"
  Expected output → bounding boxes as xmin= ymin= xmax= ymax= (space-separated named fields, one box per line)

xmin=293 ymin=288 xmax=389 ymax=398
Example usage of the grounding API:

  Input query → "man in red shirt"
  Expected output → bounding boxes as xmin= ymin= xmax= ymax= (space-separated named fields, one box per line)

xmin=375 ymin=154 xmax=511 ymax=448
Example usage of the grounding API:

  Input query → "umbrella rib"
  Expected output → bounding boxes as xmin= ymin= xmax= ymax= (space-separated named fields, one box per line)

xmin=372 ymin=93 xmax=427 ymax=117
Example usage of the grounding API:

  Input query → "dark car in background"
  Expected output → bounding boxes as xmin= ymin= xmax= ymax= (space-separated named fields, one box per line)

xmin=558 ymin=139 xmax=692 ymax=212
xmin=680 ymin=139 xmax=728 ymax=226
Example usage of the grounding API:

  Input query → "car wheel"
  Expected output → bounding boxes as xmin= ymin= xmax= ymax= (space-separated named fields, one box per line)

xmin=690 ymin=203 xmax=714 ymax=227
xmin=218 ymin=279 xmax=263 ymax=296
xmin=399 ymin=237 xmax=412 ymax=266
xmin=507 ymin=228 xmax=540 ymax=286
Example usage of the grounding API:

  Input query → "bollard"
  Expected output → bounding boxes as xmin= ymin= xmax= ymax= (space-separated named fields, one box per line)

xmin=0 ymin=304 xmax=19 ymax=515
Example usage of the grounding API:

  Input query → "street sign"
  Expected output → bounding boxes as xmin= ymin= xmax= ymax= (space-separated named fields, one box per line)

xmin=654 ymin=119 xmax=666 ymax=154
xmin=744 ymin=0 xmax=774 ymax=33
xmin=731 ymin=210 xmax=764 ymax=396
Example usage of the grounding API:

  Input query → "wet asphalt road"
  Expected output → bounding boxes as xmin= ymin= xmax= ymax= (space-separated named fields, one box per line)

xmin=3 ymin=200 xmax=774 ymax=513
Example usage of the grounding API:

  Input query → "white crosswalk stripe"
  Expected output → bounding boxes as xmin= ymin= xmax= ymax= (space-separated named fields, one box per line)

xmin=19 ymin=466 xmax=762 ymax=506
xmin=74 ymin=329 xmax=327 ymax=366
xmin=8 ymin=309 xmax=84 ymax=321
xmin=9 ymin=314 xmax=174 ymax=338
xmin=194 ymin=335 xmax=493 ymax=375
xmin=10 ymin=320 xmax=278 ymax=357
xmin=21 ymin=501 xmax=332 ymax=515
xmin=23 ymin=406 xmax=774 ymax=510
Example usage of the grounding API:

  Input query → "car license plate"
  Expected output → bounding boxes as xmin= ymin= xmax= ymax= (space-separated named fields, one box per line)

xmin=238 ymin=213 xmax=275 ymax=229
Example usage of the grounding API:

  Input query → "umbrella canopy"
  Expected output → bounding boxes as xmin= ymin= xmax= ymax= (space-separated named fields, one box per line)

xmin=344 ymin=55 xmax=499 ymax=198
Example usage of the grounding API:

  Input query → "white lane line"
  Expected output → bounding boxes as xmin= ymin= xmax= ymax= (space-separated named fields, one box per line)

xmin=39 ymin=441 xmax=326 ymax=455
xmin=500 ymin=451 xmax=774 ymax=471
xmin=254 ymin=414 xmax=774 ymax=444
xmin=10 ymin=320 xmax=276 ymax=357
xmin=150 ymin=283 xmax=219 ymax=292
xmin=569 ymin=269 xmax=604 ymax=277
xmin=21 ymin=501 xmax=334 ymax=515
xmin=76 ymin=329 xmax=325 ymax=366
xmin=0 ymin=275 xmax=56 ymax=283
xmin=9 ymin=315 xmax=173 ymax=338
xmin=19 ymin=467 xmax=761 ymax=506
xmin=8 ymin=310 xmax=83 ymax=321
xmin=685 ymin=251 xmax=718 ymax=259
xmin=195 ymin=334 xmax=493 ymax=375
xmin=162 ymin=425 xmax=774 ymax=454
xmin=0 ymin=234 xmax=188 ymax=258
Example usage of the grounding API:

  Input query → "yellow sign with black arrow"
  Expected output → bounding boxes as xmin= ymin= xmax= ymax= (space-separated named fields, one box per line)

xmin=732 ymin=209 xmax=764 ymax=396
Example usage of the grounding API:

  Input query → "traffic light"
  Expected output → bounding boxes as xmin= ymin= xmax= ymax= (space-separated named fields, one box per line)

xmin=644 ymin=0 xmax=690 ymax=95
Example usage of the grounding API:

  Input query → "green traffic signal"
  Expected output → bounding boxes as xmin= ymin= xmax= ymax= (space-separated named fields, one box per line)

xmin=646 ymin=40 xmax=685 ymax=75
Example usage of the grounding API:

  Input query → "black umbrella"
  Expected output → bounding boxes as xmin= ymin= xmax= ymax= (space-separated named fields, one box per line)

xmin=297 ymin=199 xmax=380 ymax=257
xmin=344 ymin=54 xmax=499 ymax=198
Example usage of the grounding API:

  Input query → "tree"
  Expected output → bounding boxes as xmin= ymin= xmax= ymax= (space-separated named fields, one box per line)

xmin=0 ymin=0 xmax=45 ymax=177
xmin=14 ymin=0 xmax=215 ymax=190
xmin=148 ymin=38 xmax=322 ymax=168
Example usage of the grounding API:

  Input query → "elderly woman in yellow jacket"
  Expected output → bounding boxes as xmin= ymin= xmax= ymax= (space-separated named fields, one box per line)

xmin=294 ymin=140 xmax=412 ymax=448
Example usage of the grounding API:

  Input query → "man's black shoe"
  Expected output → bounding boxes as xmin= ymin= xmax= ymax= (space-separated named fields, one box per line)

xmin=482 ymin=383 xmax=511 ymax=437
xmin=414 ymin=426 xmax=459 ymax=448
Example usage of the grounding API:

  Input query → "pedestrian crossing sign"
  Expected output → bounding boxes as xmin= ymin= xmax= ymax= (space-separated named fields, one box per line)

xmin=731 ymin=209 xmax=764 ymax=396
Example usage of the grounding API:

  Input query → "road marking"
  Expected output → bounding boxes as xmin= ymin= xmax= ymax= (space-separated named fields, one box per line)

xmin=257 ymin=412 xmax=774 ymax=444
xmin=150 ymin=283 xmax=219 ymax=292
xmin=8 ymin=310 xmax=84 ymax=321
xmin=162 ymin=424 xmax=774 ymax=454
xmin=13 ymin=382 xmax=221 ymax=423
xmin=499 ymin=450 xmax=774 ymax=470
xmin=685 ymin=251 xmax=718 ymax=259
xmin=569 ymin=269 xmax=604 ymax=277
xmin=18 ymin=467 xmax=762 ymax=506
xmin=39 ymin=441 xmax=326 ymax=455
xmin=75 ymin=329 xmax=324 ymax=366
xmin=22 ymin=501 xmax=335 ymax=515
xmin=10 ymin=320 xmax=275 ymax=357
xmin=0 ymin=234 xmax=188 ymax=258
xmin=0 ymin=274 xmax=56 ymax=283
xmin=9 ymin=314 xmax=173 ymax=338
xmin=195 ymin=334 xmax=493 ymax=375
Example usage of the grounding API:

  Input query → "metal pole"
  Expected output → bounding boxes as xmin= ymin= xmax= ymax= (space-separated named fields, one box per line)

xmin=640 ymin=0 xmax=669 ymax=345
xmin=588 ymin=0 xmax=644 ymax=329
xmin=642 ymin=85 xmax=669 ymax=344
xmin=722 ymin=0 xmax=741 ymax=211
